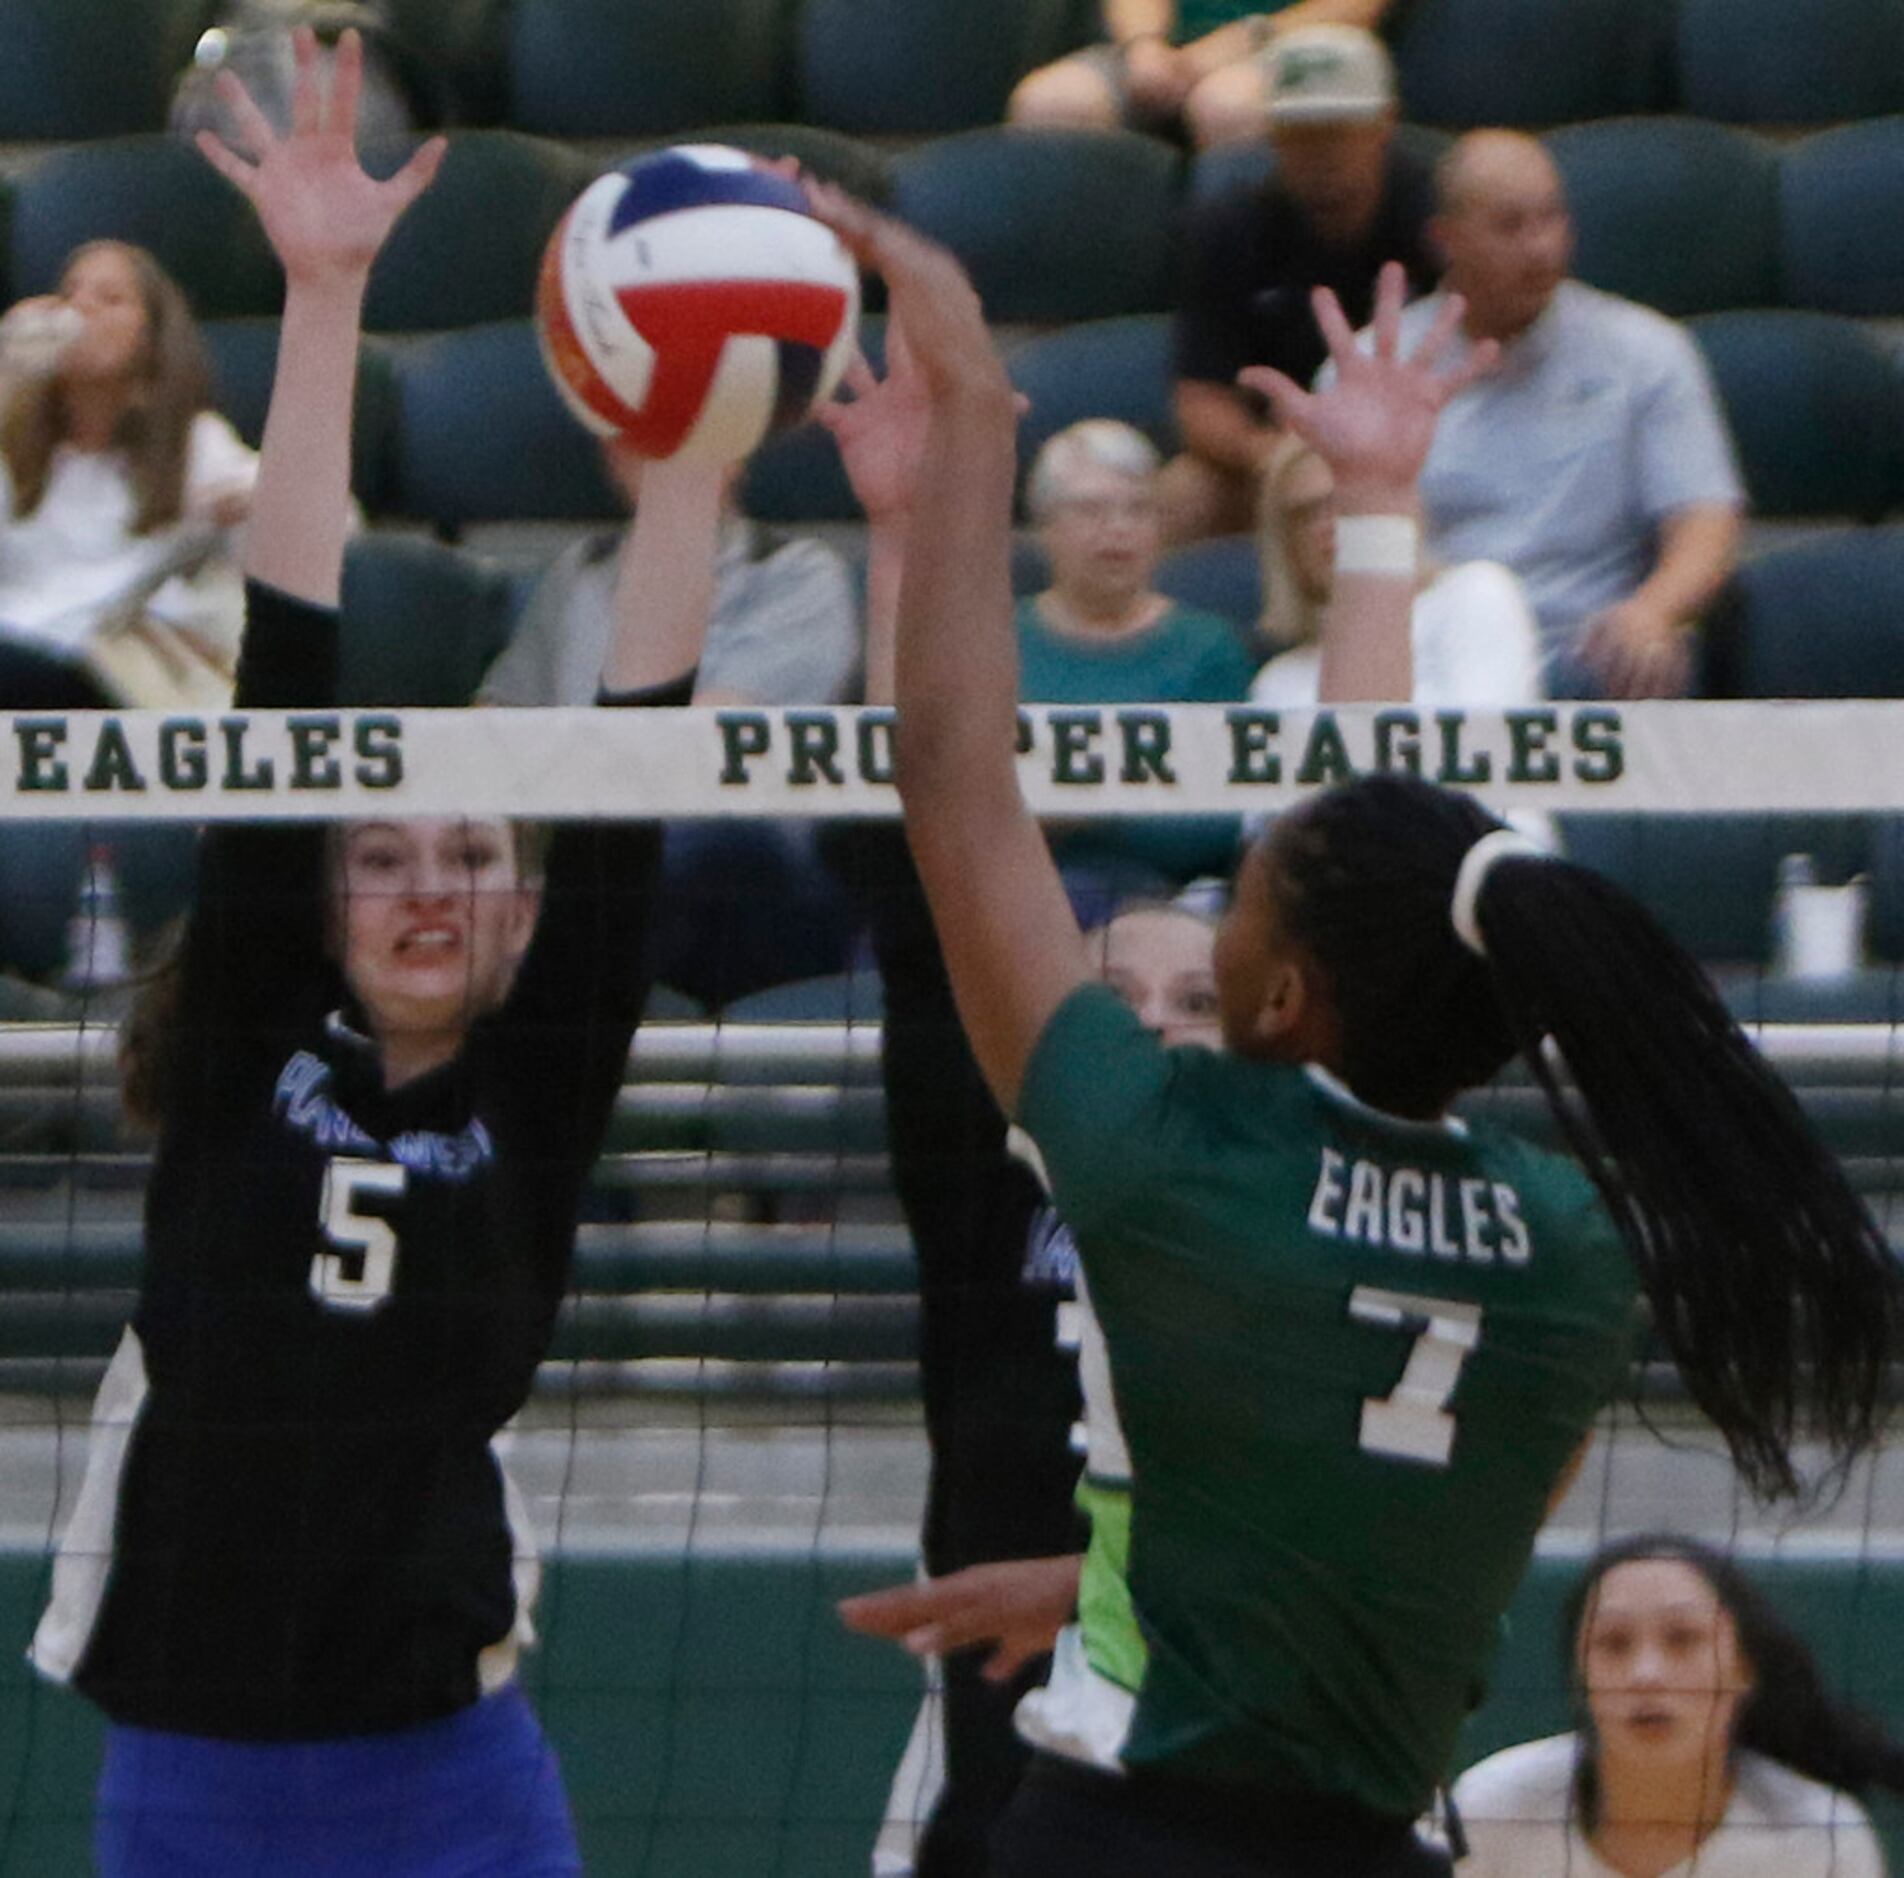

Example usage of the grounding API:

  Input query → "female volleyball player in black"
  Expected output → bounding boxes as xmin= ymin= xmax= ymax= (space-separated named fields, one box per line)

xmin=807 ymin=186 xmax=1904 ymax=1878
xmin=28 ymin=33 xmax=724 ymax=1876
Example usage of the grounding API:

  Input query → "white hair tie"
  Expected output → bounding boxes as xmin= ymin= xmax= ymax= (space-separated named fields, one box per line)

xmin=1451 ymin=829 xmax=1547 ymax=958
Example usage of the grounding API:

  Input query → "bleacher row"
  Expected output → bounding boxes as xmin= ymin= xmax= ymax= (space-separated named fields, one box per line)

xmin=9 ymin=0 xmax=1904 ymax=146
xmin=4 ymin=119 xmax=1904 ymax=538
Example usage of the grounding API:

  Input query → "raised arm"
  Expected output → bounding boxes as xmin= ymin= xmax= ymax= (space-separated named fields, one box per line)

xmin=808 ymin=190 xmax=1089 ymax=1117
xmin=196 ymin=27 xmax=442 ymax=606
xmin=600 ymin=443 xmax=725 ymax=695
xmin=1240 ymin=264 xmax=1496 ymax=703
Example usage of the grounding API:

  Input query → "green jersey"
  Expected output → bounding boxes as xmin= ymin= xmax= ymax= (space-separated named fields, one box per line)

xmin=1014 ymin=986 xmax=1640 ymax=1818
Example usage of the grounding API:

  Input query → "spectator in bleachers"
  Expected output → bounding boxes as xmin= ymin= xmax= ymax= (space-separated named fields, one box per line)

xmin=1250 ymin=431 xmax=1540 ymax=707
xmin=478 ymin=441 xmax=860 ymax=1006
xmin=1451 ymin=1534 xmax=1899 ymax=1875
xmin=0 ymin=242 xmax=256 ymax=710
xmin=1022 ymin=419 xmax=1255 ymax=888
xmin=1162 ymin=24 xmax=1433 ymax=543
xmin=1009 ymin=0 xmax=1395 ymax=150
xmin=1379 ymin=131 xmax=1744 ymax=699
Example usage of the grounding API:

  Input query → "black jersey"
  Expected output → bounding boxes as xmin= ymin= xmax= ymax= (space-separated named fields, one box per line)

xmin=32 ymin=581 xmax=681 ymax=1742
xmin=829 ymin=825 xmax=1085 ymax=1576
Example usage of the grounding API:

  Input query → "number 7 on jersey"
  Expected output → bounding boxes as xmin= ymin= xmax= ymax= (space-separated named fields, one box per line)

xmin=1349 ymin=1286 xmax=1483 ymax=1467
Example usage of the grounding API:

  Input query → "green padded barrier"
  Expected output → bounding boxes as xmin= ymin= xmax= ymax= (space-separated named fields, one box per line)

xmin=1 ymin=1549 xmax=1902 ymax=1872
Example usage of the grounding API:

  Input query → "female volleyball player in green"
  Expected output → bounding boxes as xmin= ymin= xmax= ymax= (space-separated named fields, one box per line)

xmin=807 ymin=191 xmax=1904 ymax=1878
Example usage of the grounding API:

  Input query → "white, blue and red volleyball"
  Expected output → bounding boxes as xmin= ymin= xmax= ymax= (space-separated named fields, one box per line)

xmin=535 ymin=146 xmax=861 ymax=463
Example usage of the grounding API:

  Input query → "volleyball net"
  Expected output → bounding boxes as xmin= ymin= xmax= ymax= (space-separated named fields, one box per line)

xmin=0 ymin=701 xmax=1900 ymax=1874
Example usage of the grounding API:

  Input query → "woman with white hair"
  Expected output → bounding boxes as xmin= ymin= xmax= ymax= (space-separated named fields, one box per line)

xmin=1021 ymin=419 xmax=1254 ymax=891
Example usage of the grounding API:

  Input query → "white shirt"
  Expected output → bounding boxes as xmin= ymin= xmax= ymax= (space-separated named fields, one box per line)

xmin=1248 ymin=560 xmax=1542 ymax=713
xmin=0 ymin=410 xmax=257 ymax=654
xmin=1452 ymin=1734 xmax=1887 ymax=1878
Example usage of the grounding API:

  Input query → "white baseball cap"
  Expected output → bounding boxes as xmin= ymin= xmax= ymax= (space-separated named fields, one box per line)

xmin=1263 ymin=25 xmax=1397 ymax=124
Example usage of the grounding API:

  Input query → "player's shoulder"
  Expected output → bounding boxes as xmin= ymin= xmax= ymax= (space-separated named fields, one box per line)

xmin=1451 ymin=1732 xmax=1579 ymax=1820
xmin=1555 ymin=281 xmax=1701 ymax=371
xmin=1732 ymin=1750 xmax=1880 ymax=1834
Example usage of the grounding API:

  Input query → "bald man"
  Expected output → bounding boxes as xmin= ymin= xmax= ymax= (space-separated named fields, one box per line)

xmin=1355 ymin=131 xmax=1744 ymax=698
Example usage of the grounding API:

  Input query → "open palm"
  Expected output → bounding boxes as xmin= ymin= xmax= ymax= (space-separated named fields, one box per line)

xmin=1240 ymin=262 xmax=1498 ymax=496
xmin=196 ymin=27 xmax=444 ymax=286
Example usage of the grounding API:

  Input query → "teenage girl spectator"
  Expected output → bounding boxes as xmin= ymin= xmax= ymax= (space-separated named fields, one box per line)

xmin=1453 ymin=1535 xmax=1896 ymax=1876
xmin=0 ymin=242 xmax=256 ymax=708
xmin=1019 ymin=419 xmax=1254 ymax=892
xmin=1250 ymin=432 xmax=1540 ymax=708
xmin=1009 ymin=0 xmax=1394 ymax=149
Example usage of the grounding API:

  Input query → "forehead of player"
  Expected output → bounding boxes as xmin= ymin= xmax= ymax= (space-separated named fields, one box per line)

xmin=334 ymin=817 xmax=522 ymax=890
xmin=1085 ymin=904 xmax=1221 ymax=1049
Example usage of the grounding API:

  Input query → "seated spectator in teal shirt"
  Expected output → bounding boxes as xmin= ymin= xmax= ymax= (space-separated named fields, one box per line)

xmin=1017 ymin=421 xmax=1255 ymax=894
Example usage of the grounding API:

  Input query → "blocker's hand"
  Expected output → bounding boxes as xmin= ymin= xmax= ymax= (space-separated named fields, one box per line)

xmin=804 ymin=182 xmax=1012 ymax=410
xmin=839 ymin=1555 xmax=1082 ymax=1684
xmin=196 ymin=26 xmax=444 ymax=288
xmin=1239 ymin=261 xmax=1497 ymax=508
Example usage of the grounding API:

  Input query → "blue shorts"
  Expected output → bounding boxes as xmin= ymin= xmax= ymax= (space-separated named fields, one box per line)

xmin=96 ymin=1684 xmax=582 ymax=1877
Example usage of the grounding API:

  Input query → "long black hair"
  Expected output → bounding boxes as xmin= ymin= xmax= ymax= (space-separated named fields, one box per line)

xmin=1259 ymin=773 xmax=1902 ymax=1499
xmin=1563 ymin=1533 xmax=1904 ymax=1819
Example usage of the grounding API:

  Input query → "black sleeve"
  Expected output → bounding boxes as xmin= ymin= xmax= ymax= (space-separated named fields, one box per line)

xmin=1174 ymin=188 xmax=1265 ymax=388
xmin=825 ymin=824 xmax=1088 ymax=1571
xmin=169 ymin=582 xmax=337 ymax=1090
xmin=484 ymin=671 xmax=694 ymax=1170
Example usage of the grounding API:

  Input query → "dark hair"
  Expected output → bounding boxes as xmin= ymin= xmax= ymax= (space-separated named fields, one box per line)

xmin=1564 ymin=1533 xmax=1904 ymax=1820
xmin=1 ymin=241 xmax=214 ymax=535
xmin=1259 ymin=773 xmax=1902 ymax=1499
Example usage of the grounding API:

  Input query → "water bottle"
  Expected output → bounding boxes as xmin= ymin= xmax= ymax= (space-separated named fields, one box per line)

xmin=64 ymin=845 xmax=131 ymax=992
xmin=1773 ymin=853 xmax=1866 ymax=980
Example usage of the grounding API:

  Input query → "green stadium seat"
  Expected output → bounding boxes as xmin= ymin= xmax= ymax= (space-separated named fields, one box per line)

xmin=1779 ymin=121 xmax=1904 ymax=317
xmin=383 ymin=0 xmax=509 ymax=125
xmin=1677 ymin=0 xmax=1904 ymax=126
xmin=1866 ymin=820 xmax=1904 ymax=961
xmin=1546 ymin=119 xmax=1781 ymax=317
xmin=337 ymin=536 xmax=518 ymax=706
xmin=504 ymin=0 xmax=786 ymax=137
xmin=796 ymin=0 xmax=1082 ymax=135
xmin=0 ymin=0 xmax=203 ymax=141
xmin=1009 ymin=317 xmax=1178 ymax=498
xmin=9 ymin=137 xmax=282 ymax=320
xmin=388 ymin=322 xmax=619 ymax=528
xmin=893 ymin=129 xmax=1181 ymax=325
xmin=361 ymin=131 xmax=586 ymax=332
xmin=1703 ymin=526 xmax=1904 ymax=698
xmin=1390 ymin=0 xmax=1674 ymax=128
xmin=1154 ymin=537 xmax=1263 ymax=647
xmin=201 ymin=322 xmax=401 ymax=516
xmin=1688 ymin=312 xmax=1904 ymax=521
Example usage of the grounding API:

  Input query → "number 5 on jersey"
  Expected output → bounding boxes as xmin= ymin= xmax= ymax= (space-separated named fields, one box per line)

xmin=312 ymin=1157 xmax=407 ymax=1313
xmin=1350 ymin=1286 xmax=1483 ymax=1467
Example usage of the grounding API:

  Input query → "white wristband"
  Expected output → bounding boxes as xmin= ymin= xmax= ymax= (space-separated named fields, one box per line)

xmin=1333 ymin=514 xmax=1419 ymax=579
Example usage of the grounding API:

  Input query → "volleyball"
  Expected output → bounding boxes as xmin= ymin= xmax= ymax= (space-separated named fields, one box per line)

xmin=535 ymin=145 xmax=861 ymax=463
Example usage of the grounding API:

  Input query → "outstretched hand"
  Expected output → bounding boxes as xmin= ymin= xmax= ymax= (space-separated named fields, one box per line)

xmin=839 ymin=1556 xmax=1081 ymax=1684
xmin=816 ymin=324 xmax=932 ymax=526
xmin=1239 ymin=261 xmax=1497 ymax=504
xmin=195 ymin=27 xmax=445 ymax=288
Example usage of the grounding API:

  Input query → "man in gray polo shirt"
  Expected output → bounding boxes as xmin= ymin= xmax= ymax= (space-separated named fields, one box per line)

xmin=1369 ymin=130 xmax=1744 ymax=697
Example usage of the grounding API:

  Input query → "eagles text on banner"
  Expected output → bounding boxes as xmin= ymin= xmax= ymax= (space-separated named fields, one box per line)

xmin=7 ymin=704 xmax=1904 ymax=819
